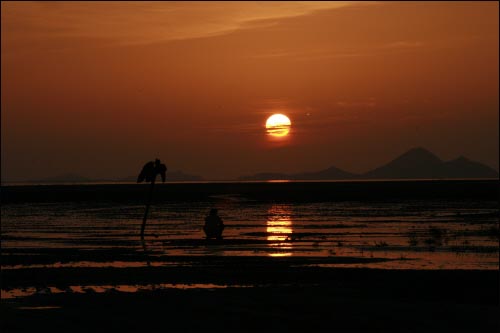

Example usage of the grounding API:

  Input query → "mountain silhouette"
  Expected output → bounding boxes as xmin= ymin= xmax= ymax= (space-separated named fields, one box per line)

xmin=363 ymin=147 xmax=443 ymax=179
xmin=239 ymin=166 xmax=355 ymax=181
xmin=30 ymin=173 xmax=91 ymax=183
xmin=239 ymin=147 xmax=498 ymax=181
xmin=291 ymin=166 xmax=356 ymax=180
xmin=19 ymin=170 xmax=203 ymax=184
xmin=10 ymin=148 xmax=498 ymax=183
xmin=238 ymin=172 xmax=290 ymax=181
xmin=442 ymin=156 xmax=499 ymax=179
xmin=362 ymin=147 xmax=498 ymax=179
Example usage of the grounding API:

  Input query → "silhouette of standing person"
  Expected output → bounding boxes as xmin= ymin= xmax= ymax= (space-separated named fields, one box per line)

xmin=203 ymin=208 xmax=225 ymax=240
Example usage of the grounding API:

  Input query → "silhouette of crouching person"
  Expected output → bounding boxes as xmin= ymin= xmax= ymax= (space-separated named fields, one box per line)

xmin=203 ymin=208 xmax=225 ymax=240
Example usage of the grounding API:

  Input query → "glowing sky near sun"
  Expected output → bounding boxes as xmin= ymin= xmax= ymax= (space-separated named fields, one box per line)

xmin=1 ymin=1 xmax=498 ymax=180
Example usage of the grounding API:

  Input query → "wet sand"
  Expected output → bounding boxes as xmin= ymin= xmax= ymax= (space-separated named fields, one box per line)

xmin=2 ymin=181 xmax=498 ymax=331
xmin=2 ymin=254 xmax=499 ymax=332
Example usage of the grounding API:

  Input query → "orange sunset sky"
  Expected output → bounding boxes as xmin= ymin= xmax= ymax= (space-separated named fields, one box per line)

xmin=1 ymin=1 xmax=498 ymax=180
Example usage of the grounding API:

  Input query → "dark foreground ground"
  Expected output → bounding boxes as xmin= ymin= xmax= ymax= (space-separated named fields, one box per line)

xmin=2 ymin=180 xmax=498 ymax=332
xmin=2 ymin=261 xmax=499 ymax=333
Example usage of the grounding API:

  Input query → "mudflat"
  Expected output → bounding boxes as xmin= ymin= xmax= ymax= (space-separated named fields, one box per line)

xmin=2 ymin=181 xmax=498 ymax=332
xmin=2 ymin=256 xmax=498 ymax=332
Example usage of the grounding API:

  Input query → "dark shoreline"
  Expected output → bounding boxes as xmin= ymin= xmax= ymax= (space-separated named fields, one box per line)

xmin=2 ymin=179 xmax=498 ymax=203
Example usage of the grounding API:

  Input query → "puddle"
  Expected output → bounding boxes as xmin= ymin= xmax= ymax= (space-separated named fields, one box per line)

xmin=18 ymin=306 xmax=61 ymax=310
xmin=1 ymin=261 xmax=177 ymax=270
xmin=1 ymin=283 xmax=253 ymax=299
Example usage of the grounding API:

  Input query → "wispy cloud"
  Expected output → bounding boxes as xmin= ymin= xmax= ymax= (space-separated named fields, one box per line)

xmin=249 ymin=40 xmax=425 ymax=61
xmin=1 ymin=1 xmax=360 ymax=49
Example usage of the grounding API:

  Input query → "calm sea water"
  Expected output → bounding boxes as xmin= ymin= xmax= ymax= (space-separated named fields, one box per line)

xmin=1 ymin=181 xmax=498 ymax=270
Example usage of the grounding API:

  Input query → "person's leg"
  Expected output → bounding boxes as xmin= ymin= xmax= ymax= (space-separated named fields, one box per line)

xmin=216 ymin=225 xmax=224 ymax=240
xmin=203 ymin=225 xmax=210 ymax=239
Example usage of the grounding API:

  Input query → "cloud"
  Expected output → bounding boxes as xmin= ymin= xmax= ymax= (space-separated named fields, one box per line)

xmin=1 ymin=1 xmax=360 ymax=50
xmin=248 ymin=40 xmax=425 ymax=62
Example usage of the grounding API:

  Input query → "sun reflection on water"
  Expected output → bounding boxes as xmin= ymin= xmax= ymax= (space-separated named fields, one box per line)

xmin=266 ymin=205 xmax=293 ymax=257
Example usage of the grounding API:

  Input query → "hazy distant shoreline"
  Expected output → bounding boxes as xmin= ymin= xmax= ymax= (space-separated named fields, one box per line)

xmin=4 ymin=147 xmax=497 ymax=185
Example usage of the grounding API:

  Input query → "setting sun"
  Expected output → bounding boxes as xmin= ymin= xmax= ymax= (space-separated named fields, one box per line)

xmin=266 ymin=114 xmax=291 ymax=137
xmin=1 ymin=2 xmax=498 ymax=331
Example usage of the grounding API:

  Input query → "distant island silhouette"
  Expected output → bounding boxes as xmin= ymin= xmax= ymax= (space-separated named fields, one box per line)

xmin=25 ymin=173 xmax=93 ymax=183
xmin=239 ymin=147 xmax=499 ymax=181
xmin=120 ymin=170 xmax=203 ymax=182
xmin=8 ymin=147 xmax=498 ymax=184
xmin=19 ymin=170 xmax=204 ymax=184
